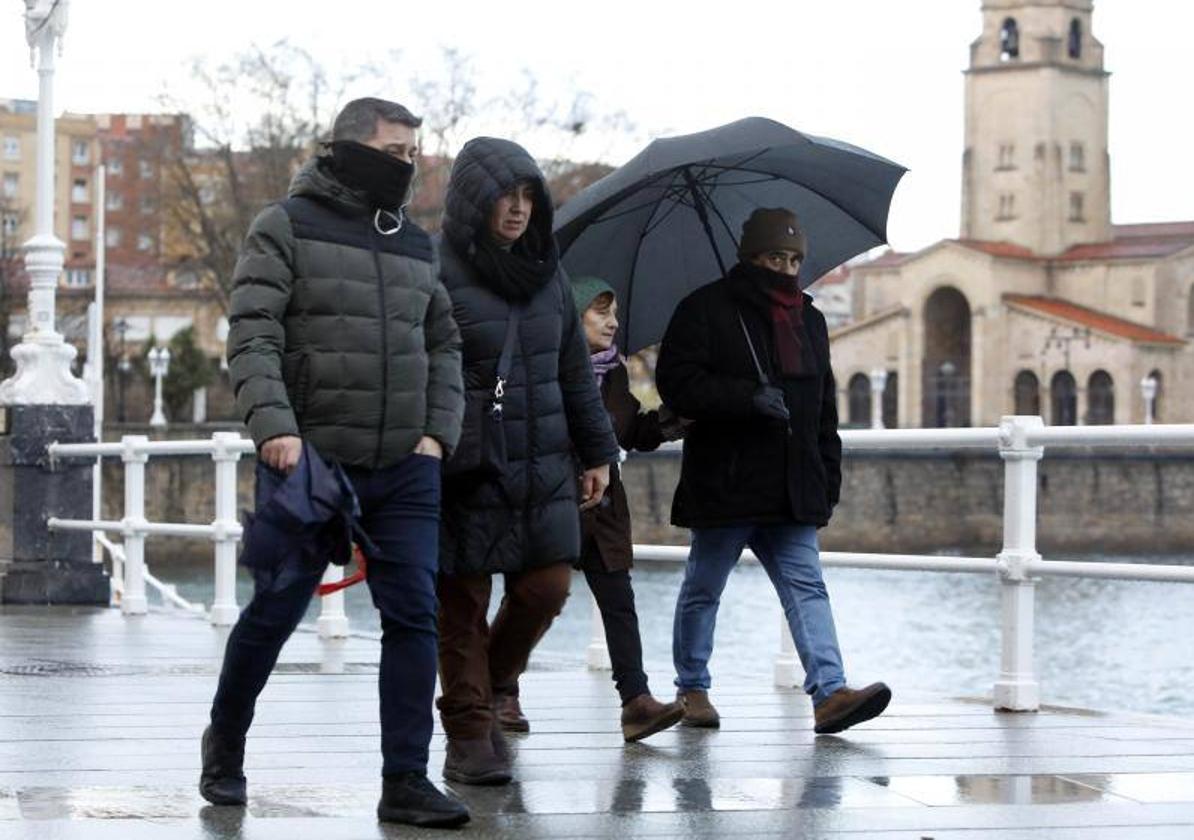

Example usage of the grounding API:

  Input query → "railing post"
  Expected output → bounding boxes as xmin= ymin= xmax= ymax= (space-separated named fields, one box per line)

xmin=994 ymin=415 xmax=1044 ymax=711
xmin=586 ymin=592 xmax=611 ymax=670
xmin=209 ymin=433 xmax=242 ymax=626
xmin=773 ymin=611 xmax=802 ymax=688
xmin=120 ymin=435 xmax=149 ymax=616
xmin=317 ymin=564 xmax=349 ymax=639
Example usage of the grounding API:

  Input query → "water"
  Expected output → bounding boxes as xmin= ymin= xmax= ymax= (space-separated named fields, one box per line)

xmin=155 ymin=553 xmax=1194 ymax=720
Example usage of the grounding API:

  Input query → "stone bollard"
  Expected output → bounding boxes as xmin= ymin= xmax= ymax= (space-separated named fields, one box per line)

xmin=0 ymin=405 xmax=109 ymax=604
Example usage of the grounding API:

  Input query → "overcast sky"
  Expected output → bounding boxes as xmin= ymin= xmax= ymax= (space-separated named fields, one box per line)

xmin=2 ymin=0 xmax=1191 ymax=252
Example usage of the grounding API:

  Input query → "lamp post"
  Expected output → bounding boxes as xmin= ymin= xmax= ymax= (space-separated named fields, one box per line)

xmin=0 ymin=0 xmax=88 ymax=405
xmin=1 ymin=1 xmax=108 ymax=607
xmin=868 ymin=368 xmax=888 ymax=430
xmin=937 ymin=360 xmax=957 ymax=428
xmin=1140 ymin=375 xmax=1158 ymax=425
xmin=147 ymin=346 xmax=170 ymax=427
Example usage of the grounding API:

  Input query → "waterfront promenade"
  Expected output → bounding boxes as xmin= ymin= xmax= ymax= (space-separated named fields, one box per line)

xmin=2 ymin=605 xmax=1194 ymax=838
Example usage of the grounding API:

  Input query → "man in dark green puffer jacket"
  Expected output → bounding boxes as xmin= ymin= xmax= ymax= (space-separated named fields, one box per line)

xmin=200 ymin=98 xmax=468 ymax=829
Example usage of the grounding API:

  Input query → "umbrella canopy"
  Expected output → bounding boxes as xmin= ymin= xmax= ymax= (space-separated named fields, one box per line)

xmin=554 ymin=117 xmax=906 ymax=352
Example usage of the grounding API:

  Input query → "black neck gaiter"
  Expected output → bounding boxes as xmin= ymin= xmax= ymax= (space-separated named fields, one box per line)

xmin=329 ymin=141 xmax=414 ymax=210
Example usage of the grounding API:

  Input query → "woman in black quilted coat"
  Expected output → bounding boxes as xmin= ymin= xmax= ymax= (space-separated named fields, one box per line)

xmin=435 ymin=136 xmax=619 ymax=786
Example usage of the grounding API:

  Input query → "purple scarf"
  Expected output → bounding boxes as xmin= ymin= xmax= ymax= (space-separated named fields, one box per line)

xmin=590 ymin=344 xmax=621 ymax=388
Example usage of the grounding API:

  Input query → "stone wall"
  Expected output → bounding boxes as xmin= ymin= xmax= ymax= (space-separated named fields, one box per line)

xmin=621 ymin=448 xmax=1194 ymax=555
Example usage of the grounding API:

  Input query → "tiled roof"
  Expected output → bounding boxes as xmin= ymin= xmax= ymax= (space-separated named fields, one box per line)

xmin=1059 ymin=221 xmax=1194 ymax=261
xmin=952 ymin=239 xmax=1038 ymax=259
xmin=1004 ymin=294 xmax=1185 ymax=346
xmin=813 ymin=265 xmax=850 ymax=286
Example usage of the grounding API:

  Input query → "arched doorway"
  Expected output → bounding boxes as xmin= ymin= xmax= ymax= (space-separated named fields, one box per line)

xmin=847 ymin=373 xmax=871 ymax=427
xmin=1051 ymin=371 xmax=1078 ymax=425
xmin=1086 ymin=370 xmax=1114 ymax=424
xmin=922 ymin=287 xmax=972 ymax=427
xmin=1014 ymin=370 xmax=1041 ymax=415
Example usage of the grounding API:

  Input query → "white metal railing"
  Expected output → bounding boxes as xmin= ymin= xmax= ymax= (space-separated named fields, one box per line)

xmin=597 ymin=416 xmax=1194 ymax=713
xmin=45 ymin=432 xmax=349 ymax=637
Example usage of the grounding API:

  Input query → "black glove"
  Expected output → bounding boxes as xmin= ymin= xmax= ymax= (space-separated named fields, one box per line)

xmin=751 ymin=385 xmax=790 ymax=422
xmin=657 ymin=404 xmax=692 ymax=441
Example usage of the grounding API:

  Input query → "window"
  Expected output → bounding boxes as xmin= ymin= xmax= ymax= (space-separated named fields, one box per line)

xmin=1000 ymin=18 xmax=1020 ymax=60
xmin=1014 ymin=370 xmax=1041 ymax=415
xmin=105 ymin=227 xmax=122 ymax=248
xmin=1086 ymin=370 xmax=1114 ymax=424
xmin=1050 ymin=371 xmax=1077 ymax=426
xmin=1131 ymin=276 xmax=1147 ymax=307
xmin=847 ymin=373 xmax=872 ymax=427
xmin=140 ymin=195 xmax=154 ymax=214
xmin=1069 ymin=142 xmax=1085 ymax=172
xmin=71 ymin=215 xmax=88 ymax=241
xmin=107 ymin=157 xmax=123 ymax=176
xmin=882 ymin=371 xmax=899 ymax=429
xmin=2 ymin=214 xmax=18 ymax=237
xmin=998 ymin=193 xmax=1017 ymax=220
xmin=71 ymin=178 xmax=88 ymax=203
xmin=139 ymin=160 xmax=154 ymax=180
xmin=1068 ymin=18 xmax=1083 ymax=59
xmin=71 ymin=140 xmax=90 ymax=165
xmin=137 ymin=233 xmax=153 ymax=252
xmin=106 ymin=191 xmax=123 ymax=211
xmin=997 ymin=144 xmax=1016 ymax=170
xmin=3 ymin=136 xmax=19 ymax=160
xmin=1069 ymin=192 xmax=1085 ymax=222
xmin=2 ymin=172 xmax=16 ymax=199
xmin=64 ymin=268 xmax=91 ymax=288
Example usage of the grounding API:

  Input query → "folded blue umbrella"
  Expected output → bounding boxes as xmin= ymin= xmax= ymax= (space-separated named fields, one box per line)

xmin=239 ymin=441 xmax=377 ymax=593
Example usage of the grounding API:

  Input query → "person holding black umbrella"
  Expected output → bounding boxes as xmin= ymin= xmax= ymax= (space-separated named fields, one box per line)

xmin=656 ymin=207 xmax=890 ymax=735
xmin=435 ymin=137 xmax=620 ymax=785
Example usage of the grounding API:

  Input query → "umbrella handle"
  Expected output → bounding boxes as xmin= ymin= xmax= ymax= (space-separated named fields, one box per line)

xmin=737 ymin=310 xmax=770 ymax=386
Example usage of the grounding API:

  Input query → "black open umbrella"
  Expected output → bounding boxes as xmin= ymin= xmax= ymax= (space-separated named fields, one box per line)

xmin=554 ymin=117 xmax=906 ymax=353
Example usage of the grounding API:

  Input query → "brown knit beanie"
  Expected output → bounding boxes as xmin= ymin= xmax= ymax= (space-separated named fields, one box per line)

xmin=737 ymin=208 xmax=808 ymax=261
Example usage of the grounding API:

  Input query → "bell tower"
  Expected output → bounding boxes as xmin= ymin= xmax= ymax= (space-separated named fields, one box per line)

xmin=960 ymin=0 xmax=1111 ymax=255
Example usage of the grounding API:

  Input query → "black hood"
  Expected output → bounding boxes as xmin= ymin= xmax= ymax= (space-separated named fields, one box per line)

xmin=441 ymin=136 xmax=554 ymax=257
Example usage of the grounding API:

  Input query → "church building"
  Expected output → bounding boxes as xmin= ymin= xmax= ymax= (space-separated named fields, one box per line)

xmin=828 ymin=0 xmax=1194 ymax=428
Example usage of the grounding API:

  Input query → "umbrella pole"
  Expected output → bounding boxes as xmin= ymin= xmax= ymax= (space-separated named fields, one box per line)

xmin=682 ymin=167 xmax=728 ymax=277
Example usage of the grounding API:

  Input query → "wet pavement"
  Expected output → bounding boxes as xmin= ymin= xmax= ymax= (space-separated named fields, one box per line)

xmin=1 ymin=606 xmax=1193 ymax=838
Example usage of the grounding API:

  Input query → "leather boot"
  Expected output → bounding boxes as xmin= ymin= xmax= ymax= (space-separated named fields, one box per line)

xmin=199 ymin=725 xmax=247 ymax=806
xmin=621 ymin=693 xmax=684 ymax=742
xmin=443 ymin=736 xmax=513 ymax=786
xmin=677 ymin=689 xmax=721 ymax=728
xmin=490 ymin=719 xmax=512 ymax=764
xmin=813 ymin=682 xmax=892 ymax=734
xmin=377 ymin=771 xmax=470 ymax=828
xmin=494 ymin=691 xmax=529 ymax=732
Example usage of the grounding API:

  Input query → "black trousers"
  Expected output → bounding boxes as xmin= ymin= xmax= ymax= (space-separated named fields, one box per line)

xmin=584 ymin=566 xmax=650 ymax=705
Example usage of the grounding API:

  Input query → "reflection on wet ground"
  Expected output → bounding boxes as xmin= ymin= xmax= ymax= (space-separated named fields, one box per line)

xmin=2 ymin=606 xmax=1194 ymax=839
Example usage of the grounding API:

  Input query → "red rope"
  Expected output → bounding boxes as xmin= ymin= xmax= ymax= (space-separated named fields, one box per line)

xmin=316 ymin=545 xmax=367 ymax=596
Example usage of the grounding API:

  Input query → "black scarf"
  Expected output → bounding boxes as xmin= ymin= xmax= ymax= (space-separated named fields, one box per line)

xmin=728 ymin=262 xmax=809 ymax=378
xmin=472 ymin=234 xmax=559 ymax=301
xmin=328 ymin=141 xmax=414 ymax=211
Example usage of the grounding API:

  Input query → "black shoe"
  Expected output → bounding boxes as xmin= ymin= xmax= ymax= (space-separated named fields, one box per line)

xmin=378 ymin=771 xmax=470 ymax=828
xmin=199 ymin=725 xmax=247 ymax=806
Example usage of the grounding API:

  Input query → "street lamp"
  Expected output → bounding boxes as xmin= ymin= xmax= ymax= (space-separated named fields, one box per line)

xmin=937 ymin=360 xmax=957 ymax=428
xmin=147 ymin=346 xmax=170 ymax=427
xmin=1140 ymin=375 xmax=1158 ymax=425
xmin=0 ymin=0 xmax=90 ymax=405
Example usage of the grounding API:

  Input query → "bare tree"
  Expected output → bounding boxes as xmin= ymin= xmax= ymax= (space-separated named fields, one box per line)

xmin=161 ymin=41 xmax=380 ymax=311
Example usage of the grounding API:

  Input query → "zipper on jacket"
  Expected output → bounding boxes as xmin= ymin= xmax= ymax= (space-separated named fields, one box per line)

xmin=369 ymin=228 xmax=390 ymax=468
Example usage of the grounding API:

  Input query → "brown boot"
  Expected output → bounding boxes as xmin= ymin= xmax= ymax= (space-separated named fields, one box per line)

xmin=490 ymin=720 xmax=512 ymax=764
xmin=443 ymin=737 xmax=512 ymax=786
xmin=813 ymin=682 xmax=892 ymax=735
xmin=494 ymin=692 xmax=529 ymax=732
xmin=677 ymin=689 xmax=720 ymax=728
xmin=621 ymin=694 xmax=684 ymax=742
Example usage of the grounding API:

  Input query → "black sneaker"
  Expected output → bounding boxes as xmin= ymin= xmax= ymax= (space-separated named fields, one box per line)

xmin=199 ymin=725 xmax=247 ymax=806
xmin=378 ymin=771 xmax=470 ymax=828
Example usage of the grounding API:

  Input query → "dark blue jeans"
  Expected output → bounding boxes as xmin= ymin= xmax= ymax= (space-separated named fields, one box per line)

xmin=209 ymin=452 xmax=441 ymax=776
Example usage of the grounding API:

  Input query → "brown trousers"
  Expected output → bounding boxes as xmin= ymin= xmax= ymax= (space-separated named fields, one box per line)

xmin=436 ymin=562 xmax=572 ymax=739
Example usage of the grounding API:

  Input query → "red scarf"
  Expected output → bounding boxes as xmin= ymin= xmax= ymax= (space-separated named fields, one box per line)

xmin=729 ymin=262 xmax=806 ymax=377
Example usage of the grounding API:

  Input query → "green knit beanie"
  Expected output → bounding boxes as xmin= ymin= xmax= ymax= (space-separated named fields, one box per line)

xmin=570 ymin=275 xmax=617 ymax=318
